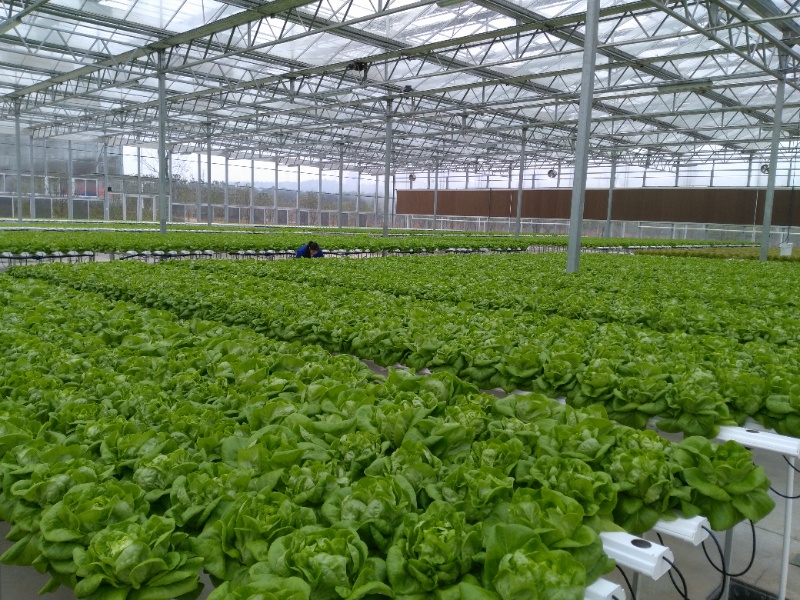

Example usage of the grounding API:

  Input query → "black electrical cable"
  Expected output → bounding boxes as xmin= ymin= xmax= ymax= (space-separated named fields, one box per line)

xmin=656 ymin=533 xmax=690 ymax=600
xmin=663 ymin=557 xmax=690 ymax=600
xmin=616 ymin=565 xmax=637 ymax=600
xmin=699 ymin=526 xmax=727 ymax=600
xmin=701 ymin=521 xmax=757 ymax=578
xmin=783 ymin=455 xmax=800 ymax=474
xmin=769 ymin=485 xmax=800 ymax=499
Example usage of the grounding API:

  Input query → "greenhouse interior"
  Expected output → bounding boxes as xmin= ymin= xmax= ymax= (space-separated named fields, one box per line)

xmin=1 ymin=0 xmax=800 ymax=599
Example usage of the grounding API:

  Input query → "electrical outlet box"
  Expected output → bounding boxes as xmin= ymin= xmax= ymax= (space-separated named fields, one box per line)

xmin=600 ymin=531 xmax=673 ymax=580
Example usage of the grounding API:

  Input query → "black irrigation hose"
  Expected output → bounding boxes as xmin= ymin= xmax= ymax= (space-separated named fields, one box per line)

xmin=657 ymin=533 xmax=691 ymax=599
xmin=616 ymin=565 xmax=637 ymax=600
xmin=701 ymin=521 xmax=757 ymax=578
xmin=785 ymin=455 xmax=800 ymax=474
xmin=700 ymin=526 xmax=727 ymax=600
xmin=769 ymin=486 xmax=800 ymax=499
xmin=663 ymin=557 xmax=690 ymax=600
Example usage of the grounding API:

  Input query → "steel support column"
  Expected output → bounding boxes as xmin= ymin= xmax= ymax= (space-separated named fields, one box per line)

xmin=249 ymin=159 xmax=255 ymax=225
xmin=761 ymin=54 xmax=787 ymax=261
xmin=102 ymin=142 xmax=109 ymax=221
xmin=137 ymin=147 xmax=142 ymax=221
xmin=67 ymin=140 xmax=74 ymax=220
xmin=747 ymin=153 xmax=754 ymax=187
xmin=356 ymin=170 xmax=361 ymax=226
xmin=168 ymin=150 xmax=173 ymax=223
xmin=675 ymin=160 xmax=680 ymax=187
xmin=14 ymin=99 xmax=22 ymax=221
xmin=383 ymin=99 xmax=393 ymax=237
xmin=515 ymin=128 xmax=527 ymax=238
xmin=43 ymin=140 xmax=48 ymax=196
xmin=296 ymin=165 xmax=301 ymax=224
xmin=338 ymin=144 xmax=344 ymax=228
xmin=224 ymin=154 xmax=230 ymax=224
xmin=273 ymin=161 xmax=279 ymax=225
xmin=605 ymin=153 xmax=617 ymax=238
xmin=566 ymin=0 xmax=600 ymax=273
xmin=29 ymin=134 xmax=35 ymax=219
xmin=197 ymin=154 xmax=202 ymax=223
xmin=206 ymin=128 xmax=213 ymax=226
xmin=433 ymin=161 xmax=439 ymax=232
xmin=317 ymin=164 xmax=322 ymax=226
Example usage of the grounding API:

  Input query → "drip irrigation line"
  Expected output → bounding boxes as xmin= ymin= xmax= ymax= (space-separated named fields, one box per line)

xmin=701 ymin=521 xmax=757 ymax=578
xmin=784 ymin=454 xmax=800 ymax=474
xmin=770 ymin=485 xmax=800 ymax=499
xmin=663 ymin=557 xmax=690 ymax=600
xmin=616 ymin=565 xmax=637 ymax=600
xmin=700 ymin=526 xmax=727 ymax=600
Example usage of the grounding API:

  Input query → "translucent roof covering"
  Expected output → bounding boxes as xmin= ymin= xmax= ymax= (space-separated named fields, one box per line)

xmin=1 ymin=0 xmax=799 ymax=173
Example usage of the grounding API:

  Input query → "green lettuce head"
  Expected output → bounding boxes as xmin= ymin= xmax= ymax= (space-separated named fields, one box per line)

xmin=73 ymin=515 xmax=203 ymax=600
xmin=268 ymin=525 xmax=387 ymax=600
xmin=386 ymin=501 xmax=481 ymax=595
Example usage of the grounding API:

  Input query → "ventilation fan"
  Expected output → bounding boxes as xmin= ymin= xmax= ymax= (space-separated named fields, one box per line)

xmin=760 ymin=164 xmax=769 ymax=174
xmin=408 ymin=173 xmax=416 ymax=181
xmin=547 ymin=168 xmax=558 ymax=178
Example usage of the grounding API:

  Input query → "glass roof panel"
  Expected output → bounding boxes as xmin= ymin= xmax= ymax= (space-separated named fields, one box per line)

xmin=0 ymin=0 xmax=796 ymax=169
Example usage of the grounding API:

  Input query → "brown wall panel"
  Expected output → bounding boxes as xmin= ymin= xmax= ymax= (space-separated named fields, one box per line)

xmin=396 ymin=187 xmax=800 ymax=226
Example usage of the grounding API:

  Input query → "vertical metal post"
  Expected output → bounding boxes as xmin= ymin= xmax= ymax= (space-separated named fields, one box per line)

xmin=137 ymin=146 xmax=142 ymax=221
xmin=465 ymin=166 xmax=469 ymax=189
xmin=375 ymin=174 xmax=379 ymax=221
xmin=206 ymin=127 xmax=213 ymax=225
xmin=778 ymin=458 xmax=795 ymax=600
xmin=296 ymin=165 xmax=301 ymax=224
xmin=515 ymin=128 xmax=527 ymax=238
xmin=250 ymin=159 xmax=256 ymax=224
xmin=710 ymin=159 xmax=716 ymax=187
xmin=224 ymin=154 xmax=229 ymax=224
xmin=761 ymin=53 xmax=786 ymax=261
xmin=168 ymin=150 xmax=173 ymax=223
xmin=356 ymin=169 xmax=361 ymax=226
xmin=197 ymin=153 xmax=202 ymax=223
xmin=318 ymin=163 xmax=322 ymax=226
xmin=102 ymin=142 xmax=109 ymax=221
xmin=383 ymin=99 xmax=393 ymax=236
xmin=433 ymin=161 xmax=439 ymax=231
xmin=157 ymin=48 xmax=168 ymax=231
xmin=675 ymin=160 xmax=680 ymax=187
xmin=67 ymin=140 xmax=74 ymax=220
xmin=14 ymin=99 xmax=23 ymax=221
xmin=566 ymin=0 xmax=600 ymax=273
xmin=273 ymin=160 xmax=279 ymax=225
xmin=43 ymin=139 xmax=48 ymax=196
xmin=747 ymin=153 xmax=754 ymax=187
xmin=338 ymin=144 xmax=344 ymax=228
xmin=508 ymin=165 xmax=513 ymax=189
xmin=605 ymin=153 xmax=617 ymax=238
xmin=720 ymin=524 xmax=733 ymax=600
xmin=29 ymin=134 xmax=35 ymax=219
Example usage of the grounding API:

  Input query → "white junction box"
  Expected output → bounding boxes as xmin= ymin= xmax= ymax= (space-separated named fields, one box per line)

xmin=585 ymin=578 xmax=625 ymax=600
xmin=600 ymin=531 xmax=674 ymax=580
xmin=653 ymin=515 xmax=710 ymax=546
xmin=715 ymin=426 xmax=800 ymax=458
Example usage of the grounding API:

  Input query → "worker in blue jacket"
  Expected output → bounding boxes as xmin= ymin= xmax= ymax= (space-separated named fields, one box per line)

xmin=295 ymin=241 xmax=324 ymax=258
